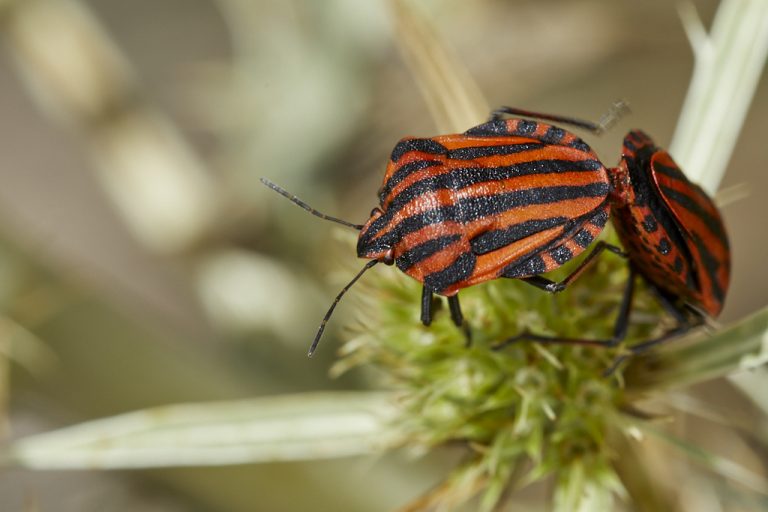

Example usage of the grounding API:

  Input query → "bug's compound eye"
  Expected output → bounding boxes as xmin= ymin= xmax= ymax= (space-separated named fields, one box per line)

xmin=370 ymin=207 xmax=382 ymax=218
xmin=382 ymin=249 xmax=394 ymax=266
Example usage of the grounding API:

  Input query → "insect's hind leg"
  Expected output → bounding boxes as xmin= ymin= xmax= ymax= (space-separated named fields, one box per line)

xmin=520 ymin=241 xmax=627 ymax=294
xmin=495 ymin=266 xmax=637 ymax=352
xmin=501 ymin=262 xmax=705 ymax=375
xmin=604 ymin=284 xmax=706 ymax=372
xmin=489 ymin=101 xmax=629 ymax=135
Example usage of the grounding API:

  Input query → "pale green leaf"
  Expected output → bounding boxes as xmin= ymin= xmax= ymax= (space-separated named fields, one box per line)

xmin=625 ymin=307 xmax=768 ymax=392
xmin=5 ymin=391 xmax=396 ymax=469
xmin=635 ymin=421 xmax=768 ymax=495
xmin=671 ymin=0 xmax=768 ymax=194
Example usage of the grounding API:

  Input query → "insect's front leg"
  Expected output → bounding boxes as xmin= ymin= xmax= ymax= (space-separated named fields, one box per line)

xmin=421 ymin=287 xmax=434 ymax=326
xmin=422 ymin=288 xmax=472 ymax=344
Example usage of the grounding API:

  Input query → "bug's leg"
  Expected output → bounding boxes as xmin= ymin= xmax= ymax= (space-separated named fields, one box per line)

xmin=604 ymin=277 xmax=710 ymax=374
xmin=520 ymin=241 xmax=627 ymax=294
xmin=489 ymin=101 xmax=629 ymax=134
xmin=605 ymin=318 xmax=704 ymax=375
xmin=421 ymin=287 xmax=433 ymax=326
xmin=646 ymin=282 xmax=690 ymax=325
xmin=605 ymin=284 xmax=706 ymax=373
xmin=447 ymin=295 xmax=472 ymax=346
xmin=628 ymin=315 xmax=704 ymax=355
xmin=489 ymin=107 xmax=601 ymax=133
xmin=494 ymin=266 xmax=637 ymax=352
xmin=608 ymin=266 xmax=637 ymax=342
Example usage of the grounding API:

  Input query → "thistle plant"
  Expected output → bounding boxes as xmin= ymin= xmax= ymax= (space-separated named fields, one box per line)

xmin=331 ymin=229 xmax=664 ymax=510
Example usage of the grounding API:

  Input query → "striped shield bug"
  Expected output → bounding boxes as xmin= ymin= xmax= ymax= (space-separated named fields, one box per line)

xmin=604 ymin=130 xmax=731 ymax=354
xmin=496 ymin=115 xmax=730 ymax=364
xmin=262 ymin=104 xmax=629 ymax=356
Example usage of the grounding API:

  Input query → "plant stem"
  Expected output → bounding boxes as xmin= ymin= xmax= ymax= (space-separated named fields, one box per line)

xmin=669 ymin=0 xmax=768 ymax=194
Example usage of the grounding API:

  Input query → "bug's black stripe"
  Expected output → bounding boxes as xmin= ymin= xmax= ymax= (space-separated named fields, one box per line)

xmin=624 ymin=131 xmax=653 ymax=152
xmin=568 ymin=139 xmax=592 ymax=153
xmin=501 ymin=254 xmax=547 ymax=279
xmin=470 ymin=217 xmax=569 ymax=255
xmin=386 ymin=158 xmax=604 ymax=212
xmin=659 ymin=185 xmax=729 ymax=248
xmin=362 ymin=182 xmax=610 ymax=253
xmin=396 ymin=234 xmax=462 ymax=271
xmin=515 ymin=120 xmax=537 ymax=135
xmin=542 ymin=126 xmax=566 ymax=144
xmin=550 ymin=245 xmax=573 ymax=265
xmin=379 ymin=160 xmax=443 ymax=203
xmin=423 ymin=251 xmax=476 ymax=294
xmin=653 ymin=162 xmax=687 ymax=181
xmin=573 ymin=228 xmax=594 ymax=248
xmin=691 ymin=233 xmax=726 ymax=304
xmin=390 ymin=138 xmax=447 ymax=162
xmin=446 ymin=142 xmax=544 ymax=160
xmin=589 ymin=209 xmax=609 ymax=227
xmin=464 ymin=120 xmax=508 ymax=136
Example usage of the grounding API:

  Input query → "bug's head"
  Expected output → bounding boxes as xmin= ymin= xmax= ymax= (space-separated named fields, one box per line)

xmin=357 ymin=206 xmax=394 ymax=265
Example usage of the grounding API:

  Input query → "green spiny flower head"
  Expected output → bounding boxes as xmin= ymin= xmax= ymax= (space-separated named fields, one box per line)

xmin=333 ymin=230 xmax=666 ymax=510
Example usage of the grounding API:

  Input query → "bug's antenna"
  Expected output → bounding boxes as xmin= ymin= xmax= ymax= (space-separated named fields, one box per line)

xmin=308 ymin=259 xmax=379 ymax=357
xmin=260 ymin=178 xmax=364 ymax=230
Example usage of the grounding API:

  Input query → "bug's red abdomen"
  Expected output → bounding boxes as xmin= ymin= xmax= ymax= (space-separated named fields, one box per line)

xmin=358 ymin=118 xmax=612 ymax=296
xmin=610 ymin=131 xmax=730 ymax=316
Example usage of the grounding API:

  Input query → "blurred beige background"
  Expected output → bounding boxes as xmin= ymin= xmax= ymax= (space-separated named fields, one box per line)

xmin=0 ymin=0 xmax=765 ymax=510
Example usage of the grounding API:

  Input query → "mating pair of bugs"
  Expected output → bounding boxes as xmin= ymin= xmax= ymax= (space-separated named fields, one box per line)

xmin=262 ymin=103 xmax=730 ymax=359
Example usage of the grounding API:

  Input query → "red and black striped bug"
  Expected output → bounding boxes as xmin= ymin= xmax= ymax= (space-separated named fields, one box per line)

xmin=496 ymin=119 xmax=730 ymax=361
xmin=603 ymin=130 xmax=730 ymax=352
xmin=262 ymin=105 xmax=627 ymax=356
